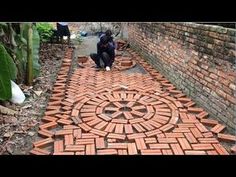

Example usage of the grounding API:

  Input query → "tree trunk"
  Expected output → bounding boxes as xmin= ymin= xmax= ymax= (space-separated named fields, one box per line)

xmin=26 ymin=24 xmax=33 ymax=86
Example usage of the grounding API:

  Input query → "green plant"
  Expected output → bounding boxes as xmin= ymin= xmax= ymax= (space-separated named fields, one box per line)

xmin=36 ymin=23 xmax=54 ymax=42
xmin=0 ymin=44 xmax=17 ymax=100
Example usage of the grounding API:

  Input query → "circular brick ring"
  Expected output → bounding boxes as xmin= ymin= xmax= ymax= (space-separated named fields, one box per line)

xmin=114 ymin=56 xmax=136 ymax=71
xmin=73 ymin=88 xmax=180 ymax=139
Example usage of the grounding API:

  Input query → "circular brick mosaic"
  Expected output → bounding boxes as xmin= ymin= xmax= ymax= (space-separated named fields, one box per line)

xmin=75 ymin=90 xmax=178 ymax=137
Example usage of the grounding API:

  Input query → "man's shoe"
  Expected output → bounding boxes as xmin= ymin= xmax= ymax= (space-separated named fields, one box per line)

xmin=105 ymin=66 xmax=111 ymax=71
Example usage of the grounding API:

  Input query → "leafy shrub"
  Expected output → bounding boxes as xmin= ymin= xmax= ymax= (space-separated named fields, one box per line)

xmin=36 ymin=23 xmax=54 ymax=42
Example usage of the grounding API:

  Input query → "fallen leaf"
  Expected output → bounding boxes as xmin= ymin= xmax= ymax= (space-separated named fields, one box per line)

xmin=34 ymin=90 xmax=43 ymax=96
xmin=28 ymin=131 xmax=35 ymax=136
xmin=21 ymin=105 xmax=32 ymax=109
xmin=0 ymin=105 xmax=18 ymax=115
xmin=4 ymin=132 xmax=14 ymax=138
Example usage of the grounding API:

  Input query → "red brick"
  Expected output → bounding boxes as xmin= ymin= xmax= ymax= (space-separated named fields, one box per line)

xmin=55 ymin=129 xmax=73 ymax=136
xmin=85 ymin=144 xmax=96 ymax=155
xmin=53 ymin=152 xmax=74 ymax=155
xmin=132 ymin=123 xmax=146 ymax=132
xmin=97 ymin=149 xmax=118 ymax=155
xmin=107 ymin=133 xmax=126 ymax=140
xmin=127 ymin=133 xmax=146 ymax=139
xmin=145 ymin=137 xmax=157 ymax=144
xmin=190 ymin=128 xmax=203 ymax=138
xmin=48 ymin=100 xmax=61 ymax=106
xmin=141 ymin=149 xmax=162 ymax=155
xmin=123 ymin=112 xmax=133 ymax=119
xmin=75 ymin=139 xmax=94 ymax=145
xmin=111 ymin=119 xmax=128 ymax=124
xmin=129 ymin=118 xmax=145 ymax=124
xmin=162 ymin=149 xmax=173 ymax=155
xmin=158 ymin=138 xmax=177 ymax=143
xmin=126 ymin=101 xmax=136 ymax=107
xmin=38 ymin=129 xmax=54 ymax=138
xmin=170 ymin=144 xmax=184 ymax=155
xmin=165 ymin=133 xmax=184 ymax=138
xmin=71 ymin=109 xmax=79 ymax=117
xmin=33 ymin=138 xmax=54 ymax=148
xmin=195 ymin=123 xmax=209 ymax=133
xmin=112 ymin=102 xmax=123 ymax=108
xmin=81 ymin=133 xmax=99 ymax=139
xmin=135 ymin=138 xmax=147 ymax=150
xmin=147 ymin=120 xmax=162 ymax=128
xmin=80 ymin=113 xmax=96 ymax=117
xmin=87 ymin=118 xmax=102 ymax=126
xmin=184 ymin=133 xmax=198 ymax=143
xmin=132 ymin=105 xmax=146 ymax=111
xmin=177 ymin=124 xmax=196 ymax=128
xmin=75 ymin=151 xmax=85 ymax=155
xmin=196 ymin=111 xmax=209 ymax=119
xmin=202 ymin=132 xmax=214 ymax=138
xmin=94 ymin=121 xmax=108 ymax=130
xmin=41 ymin=116 xmax=58 ymax=122
xmin=30 ymin=148 xmax=51 ymax=155
xmin=110 ymin=112 xmax=123 ymax=119
xmin=149 ymin=143 xmax=170 ymax=149
xmin=114 ymin=124 xmax=124 ymax=134
xmin=54 ymin=140 xmax=64 ymax=153
xmin=78 ymin=123 xmax=92 ymax=132
xmin=207 ymin=150 xmax=218 ymax=155
xmin=104 ymin=123 xmax=116 ymax=133
xmin=185 ymin=151 xmax=206 ymax=155
xmin=95 ymin=137 xmax=105 ymax=149
xmin=212 ymin=144 xmax=229 ymax=155
xmin=65 ymin=145 xmax=85 ymax=151
xmin=108 ymin=143 xmax=128 ymax=149
xmin=217 ymin=133 xmax=236 ymax=142
xmin=159 ymin=124 xmax=174 ymax=132
xmin=179 ymin=112 xmax=188 ymax=120
xmin=140 ymin=121 xmax=155 ymax=131
xmin=128 ymin=143 xmax=138 ymax=155
xmin=145 ymin=129 xmax=162 ymax=137
xmin=178 ymin=138 xmax=191 ymax=150
xmin=131 ymin=110 xmax=144 ymax=117
xmin=82 ymin=116 xmax=96 ymax=122
xmin=73 ymin=129 xmax=82 ymax=138
xmin=99 ymin=101 xmax=110 ymax=108
xmin=172 ymin=128 xmax=191 ymax=133
xmin=187 ymin=107 xmax=204 ymax=113
xmin=124 ymin=124 xmax=134 ymax=134
xmin=46 ymin=106 xmax=60 ymax=110
xmin=118 ymin=150 xmax=128 ymax=155
xmin=57 ymin=119 xmax=73 ymax=125
xmin=184 ymin=101 xmax=196 ymax=108
xmin=64 ymin=125 xmax=80 ymax=129
xmin=192 ymin=144 xmax=214 ymax=150
xmin=90 ymin=129 xmax=108 ymax=137
xmin=39 ymin=121 xmax=57 ymax=129
xmin=198 ymin=138 xmax=219 ymax=143
xmin=177 ymin=97 xmax=191 ymax=103
xmin=200 ymin=119 xmax=218 ymax=127
xmin=211 ymin=124 xmax=226 ymax=134
xmin=65 ymin=134 xmax=74 ymax=145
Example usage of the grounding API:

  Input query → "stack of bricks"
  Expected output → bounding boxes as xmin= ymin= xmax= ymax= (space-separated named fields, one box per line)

xmin=127 ymin=23 xmax=236 ymax=131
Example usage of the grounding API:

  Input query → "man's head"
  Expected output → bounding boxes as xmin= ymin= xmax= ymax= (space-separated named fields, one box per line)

xmin=105 ymin=30 xmax=112 ymax=37
xmin=100 ymin=35 xmax=109 ymax=48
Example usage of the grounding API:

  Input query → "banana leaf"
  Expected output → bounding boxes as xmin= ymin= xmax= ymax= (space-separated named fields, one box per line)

xmin=0 ymin=44 xmax=17 ymax=100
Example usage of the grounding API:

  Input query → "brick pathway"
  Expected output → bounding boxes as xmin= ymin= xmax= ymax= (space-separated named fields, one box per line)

xmin=30 ymin=47 xmax=236 ymax=155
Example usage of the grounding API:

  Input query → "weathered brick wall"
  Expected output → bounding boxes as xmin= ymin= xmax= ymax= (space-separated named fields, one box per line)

xmin=127 ymin=22 xmax=236 ymax=131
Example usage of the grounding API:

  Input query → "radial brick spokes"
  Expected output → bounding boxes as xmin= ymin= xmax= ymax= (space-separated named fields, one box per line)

xmin=30 ymin=48 xmax=234 ymax=155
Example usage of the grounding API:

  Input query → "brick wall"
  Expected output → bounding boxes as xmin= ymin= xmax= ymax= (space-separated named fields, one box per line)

xmin=127 ymin=22 xmax=236 ymax=131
